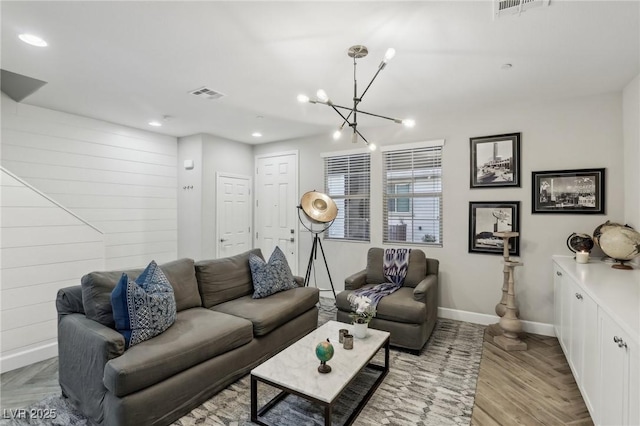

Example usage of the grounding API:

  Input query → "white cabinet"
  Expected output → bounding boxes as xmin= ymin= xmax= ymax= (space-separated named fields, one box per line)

xmin=599 ymin=310 xmax=639 ymax=426
xmin=552 ymin=256 xmax=639 ymax=426
xmin=553 ymin=263 xmax=598 ymax=410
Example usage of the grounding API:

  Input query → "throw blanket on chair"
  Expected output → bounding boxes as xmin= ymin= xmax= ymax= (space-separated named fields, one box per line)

xmin=349 ymin=248 xmax=411 ymax=308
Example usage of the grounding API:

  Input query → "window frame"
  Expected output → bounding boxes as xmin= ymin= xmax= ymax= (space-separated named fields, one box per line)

xmin=381 ymin=140 xmax=445 ymax=247
xmin=322 ymin=149 xmax=371 ymax=242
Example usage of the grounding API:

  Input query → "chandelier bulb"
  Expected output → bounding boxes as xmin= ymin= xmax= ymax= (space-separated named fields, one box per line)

xmin=297 ymin=94 xmax=310 ymax=103
xmin=351 ymin=132 xmax=358 ymax=144
xmin=316 ymin=89 xmax=329 ymax=103
xmin=332 ymin=129 xmax=342 ymax=140
xmin=368 ymin=143 xmax=377 ymax=151
xmin=402 ymin=119 xmax=416 ymax=128
xmin=384 ymin=48 xmax=396 ymax=62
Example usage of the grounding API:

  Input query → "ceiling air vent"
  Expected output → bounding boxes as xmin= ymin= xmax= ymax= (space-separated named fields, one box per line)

xmin=189 ymin=86 xmax=225 ymax=100
xmin=494 ymin=0 xmax=549 ymax=18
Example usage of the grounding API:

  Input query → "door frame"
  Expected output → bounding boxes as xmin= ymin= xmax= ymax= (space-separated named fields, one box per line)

xmin=215 ymin=172 xmax=253 ymax=258
xmin=254 ymin=150 xmax=299 ymax=274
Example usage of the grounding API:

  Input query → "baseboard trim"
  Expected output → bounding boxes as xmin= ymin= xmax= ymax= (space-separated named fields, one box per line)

xmin=438 ymin=307 xmax=555 ymax=337
xmin=0 ymin=342 xmax=58 ymax=373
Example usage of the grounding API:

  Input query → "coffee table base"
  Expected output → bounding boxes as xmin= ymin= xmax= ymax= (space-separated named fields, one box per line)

xmin=251 ymin=339 xmax=390 ymax=426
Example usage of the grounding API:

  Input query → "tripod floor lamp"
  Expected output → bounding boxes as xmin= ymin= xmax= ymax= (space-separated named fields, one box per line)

xmin=297 ymin=191 xmax=338 ymax=298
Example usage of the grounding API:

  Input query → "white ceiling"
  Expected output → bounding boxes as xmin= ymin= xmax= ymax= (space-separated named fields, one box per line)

xmin=1 ymin=1 xmax=638 ymax=144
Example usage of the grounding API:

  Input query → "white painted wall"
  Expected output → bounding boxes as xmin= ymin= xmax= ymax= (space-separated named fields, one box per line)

xmin=623 ymin=73 xmax=640 ymax=268
xmin=0 ymin=169 xmax=105 ymax=372
xmin=623 ymin=74 xmax=639 ymax=229
xmin=177 ymin=134 xmax=203 ymax=260
xmin=1 ymin=93 xmax=178 ymax=270
xmin=177 ymin=133 xmax=253 ymax=260
xmin=1 ymin=94 xmax=178 ymax=371
xmin=254 ymin=92 xmax=626 ymax=326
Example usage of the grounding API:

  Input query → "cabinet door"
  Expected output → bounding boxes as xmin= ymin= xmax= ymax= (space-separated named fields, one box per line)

xmin=553 ymin=265 xmax=564 ymax=340
xmin=578 ymin=290 xmax=599 ymax=417
xmin=599 ymin=310 xmax=638 ymax=426
xmin=559 ymin=269 xmax=573 ymax=356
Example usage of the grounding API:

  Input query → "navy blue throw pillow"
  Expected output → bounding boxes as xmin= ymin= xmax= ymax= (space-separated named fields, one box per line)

xmin=111 ymin=260 xmax=177 ymax=348
xmin=249 ymin=246 xmax=297 ymax=299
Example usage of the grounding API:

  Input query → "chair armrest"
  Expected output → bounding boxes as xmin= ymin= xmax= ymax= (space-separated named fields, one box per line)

xmin=293 ymin=275 xmax=305 ymax=287
xmin=345 ymin=270 xmax=367 ymax=290
xmin=58 ymin=314 xmax=125 ymax=420
xmin=413 ymin=275 xmax=438 ymax=302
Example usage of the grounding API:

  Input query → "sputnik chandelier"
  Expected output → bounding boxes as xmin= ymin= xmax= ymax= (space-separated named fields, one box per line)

xmin=298 ymin=45 xmax=415 ymax=150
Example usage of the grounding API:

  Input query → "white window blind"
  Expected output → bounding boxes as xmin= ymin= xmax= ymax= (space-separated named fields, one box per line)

xmin=382 ymin=143 xmax=443 ymax=246
xmin=324 ymin=152 xmax=370 ymax=241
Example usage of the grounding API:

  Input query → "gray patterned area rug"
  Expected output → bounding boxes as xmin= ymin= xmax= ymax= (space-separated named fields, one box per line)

xmin=9 ymin=301 xmax=485 ymax=426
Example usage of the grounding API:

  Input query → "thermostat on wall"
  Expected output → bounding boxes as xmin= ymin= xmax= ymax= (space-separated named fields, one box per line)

xmin=184 ymin=160 xmax=194 ymax=170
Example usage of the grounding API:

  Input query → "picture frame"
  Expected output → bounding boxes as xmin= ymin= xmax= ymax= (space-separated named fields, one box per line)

xmin=469 ymin=201 xmax=520 ymax=255
xmin=470 ymin=133 xmax=521 ymax=188
xmin=531 ymin=168 xmax=605 ymax=214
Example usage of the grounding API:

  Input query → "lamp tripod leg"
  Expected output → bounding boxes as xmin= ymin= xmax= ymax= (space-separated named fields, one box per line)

xmin=316 ymin=236 xmax=337 ymax=299
xmin=304 ymin=235 xmax=318 ymax=286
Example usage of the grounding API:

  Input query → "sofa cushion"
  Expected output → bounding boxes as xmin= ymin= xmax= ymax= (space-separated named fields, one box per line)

xmin=111 ymin=261 xmax=177 ymax=348
xmin=103 ymin=308 xmax=253 ymax=397
xmin=249 ymin=247 xmax=297 ymax=299
xmin=81 ymin=258 xmax=200 ymax=328
xmin=366 ymin=248 xmax=427 ymax=288
xmin=211 ymin=287 xmax=319 ymax=336
xmin=157 ymin=258 xmax=202 ymax=312
xmin=195 ymin=249 xmax=263 ymax=308
xmin=336 ymin=286 xmax=426 ymax=324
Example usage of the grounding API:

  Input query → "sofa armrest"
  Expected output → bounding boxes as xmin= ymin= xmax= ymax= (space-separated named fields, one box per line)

xmin=413 ymin=275 xmax=438 ymax=302
xmin=345 ymin=270 xmax=367 ymax=290
xmin=58 ymin=314 xmax=125 ymax=422
xmin=293 ymin=275 xmax=305 ymax=287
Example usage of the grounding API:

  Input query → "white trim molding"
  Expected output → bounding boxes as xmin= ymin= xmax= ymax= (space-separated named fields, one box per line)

xmin=0 ymin=342 xmax=58 ymax=374
xmin=438 ymin=307 xmax=555 ymax=337
xmin=379 ymin=138 xmax=446 ymax=152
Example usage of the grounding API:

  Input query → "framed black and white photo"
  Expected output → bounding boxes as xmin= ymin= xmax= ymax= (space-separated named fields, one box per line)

xmin=532 ymin=168 xmax=605 ymax=214
xmin=470 ymin=133 xmax=521 ymax=188
xmin=469 ymin=201 xmax=520 ymax=255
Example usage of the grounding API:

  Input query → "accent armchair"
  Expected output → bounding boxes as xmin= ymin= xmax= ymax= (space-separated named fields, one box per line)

xmin=336 ymin=248 xmax=439 ymax=354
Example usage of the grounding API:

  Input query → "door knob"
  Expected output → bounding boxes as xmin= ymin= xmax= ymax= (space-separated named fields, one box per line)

xmin=220 ymin=238 xmax=227 ymax=243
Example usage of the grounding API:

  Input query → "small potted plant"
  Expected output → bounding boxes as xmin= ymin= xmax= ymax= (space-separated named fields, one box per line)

xmin=348 ymin=295 xmax=376 ymax=338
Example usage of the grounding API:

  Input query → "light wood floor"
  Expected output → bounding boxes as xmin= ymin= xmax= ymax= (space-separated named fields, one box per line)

xmin=1 ymin=323 xmax=593 ymax=425
xmin=471 ymin=324 xmax=593 ymax=426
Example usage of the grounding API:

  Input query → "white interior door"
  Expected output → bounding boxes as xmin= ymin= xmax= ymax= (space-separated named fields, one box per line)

xmin=216 ymin=173 xmax=252 ymax=258
xmin=255 ymin=152 xmax=298 ymax=273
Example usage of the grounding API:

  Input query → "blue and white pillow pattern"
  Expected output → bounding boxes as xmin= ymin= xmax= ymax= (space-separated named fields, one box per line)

xmin=249 ymin=246 xmax=298 ymax=299
xmin=111 ymin=260 xmax=177 ymax=348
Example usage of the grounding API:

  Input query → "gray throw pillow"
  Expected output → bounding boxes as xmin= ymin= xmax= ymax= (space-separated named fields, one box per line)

xmin=249 ymin=246 xmax=297 ymax=299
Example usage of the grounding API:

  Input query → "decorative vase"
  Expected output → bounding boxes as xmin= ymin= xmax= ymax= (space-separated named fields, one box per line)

xmin=353 ymin=321 xmax=368 ymax=339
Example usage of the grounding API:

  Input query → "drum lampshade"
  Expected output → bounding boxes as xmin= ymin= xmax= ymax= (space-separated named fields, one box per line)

xmin=299 ymin=191 xmax=338 ymax=224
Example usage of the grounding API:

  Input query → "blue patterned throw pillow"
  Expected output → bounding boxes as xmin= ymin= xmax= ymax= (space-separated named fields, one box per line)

xmin=249 ymin=246 xmax=298 ymax=299
xmin=111 ymin=260 xmax=177 ymax=348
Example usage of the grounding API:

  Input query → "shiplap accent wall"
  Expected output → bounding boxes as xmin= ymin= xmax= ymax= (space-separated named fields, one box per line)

xmin=0 ymin=94 xmax=178 ymax=371
xmin=0 ymin=169 xmax=105 ymax=372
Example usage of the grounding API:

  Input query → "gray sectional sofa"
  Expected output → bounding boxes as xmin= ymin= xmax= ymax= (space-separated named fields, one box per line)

xmin=56 ymin=248 xmax=319 ymax=426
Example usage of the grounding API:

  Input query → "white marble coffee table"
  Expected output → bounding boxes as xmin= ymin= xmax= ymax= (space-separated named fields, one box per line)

xmin=250 ymin=320 xmax=390 ymax=426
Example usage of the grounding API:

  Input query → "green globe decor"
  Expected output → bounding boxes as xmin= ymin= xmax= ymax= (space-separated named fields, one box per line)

xmin=315 ymin=338 xmax=334 ymax=374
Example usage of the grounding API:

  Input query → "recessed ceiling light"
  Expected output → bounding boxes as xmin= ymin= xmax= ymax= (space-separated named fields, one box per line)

xmin=18 ymin=33 xmax=48 ymax=47
xmin=148 ymin=121 xmax=162 ymax=127
xmin=252 ymin=132 xmax=263 ymax=138
xmin=501 ymin=63 xmax=513 ymax=70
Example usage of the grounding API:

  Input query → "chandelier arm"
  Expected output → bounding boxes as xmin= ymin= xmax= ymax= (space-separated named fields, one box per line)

xmin=332 ymin=104 xmax=401 ymax=123
xmin=354 ymin=129 xmax=370 ymax=145
xmin=352 ymin=109 xmax=403 ymax=123
xmin=358 ymin=66 xmax=385 ymax=102
xmin=328 ymin=104 xmax=352 ymax=128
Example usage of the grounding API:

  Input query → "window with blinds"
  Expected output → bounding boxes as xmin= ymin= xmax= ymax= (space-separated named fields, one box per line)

xmin=324 ymin=152 xmax=370 ymax=241
xmin=382 ymin=142 xmax=443 ymax=246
